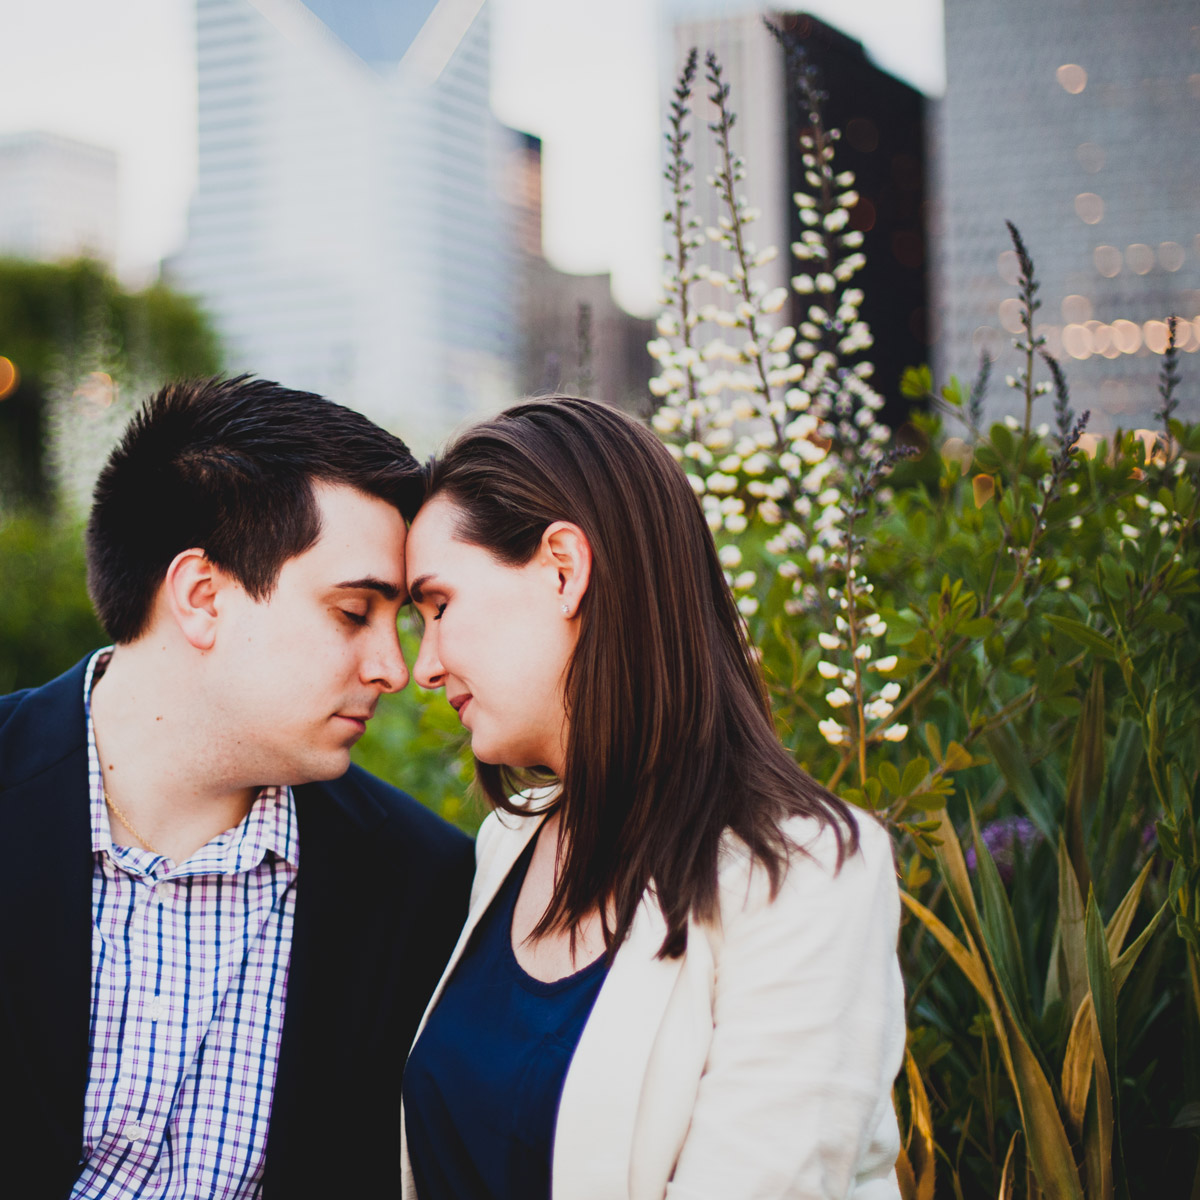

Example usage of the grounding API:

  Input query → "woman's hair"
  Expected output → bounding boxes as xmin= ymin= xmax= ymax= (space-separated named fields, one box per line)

xmin=422 ymin=396 xmax=858 ymax=959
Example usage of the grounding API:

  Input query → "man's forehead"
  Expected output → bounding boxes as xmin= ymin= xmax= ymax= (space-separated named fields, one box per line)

xmin=293 ymin=483 xmax=409 ymax=591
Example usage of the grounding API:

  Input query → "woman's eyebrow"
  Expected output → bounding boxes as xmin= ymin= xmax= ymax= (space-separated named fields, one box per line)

xmin=334 ymin=577 xmax=401 ymax=601
xmin=407 ymin=574 xmax=435 ymax=604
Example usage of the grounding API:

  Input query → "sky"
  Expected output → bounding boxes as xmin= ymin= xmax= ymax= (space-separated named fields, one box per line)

xmin=0 ymin=0 xmax=945 ymax=313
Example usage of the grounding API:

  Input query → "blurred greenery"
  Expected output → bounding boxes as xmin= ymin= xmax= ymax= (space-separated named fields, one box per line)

xmin=0 ymin=256 xmax=221 ymax=511
xmin=0 ymin=516 xmax=105 ymax=695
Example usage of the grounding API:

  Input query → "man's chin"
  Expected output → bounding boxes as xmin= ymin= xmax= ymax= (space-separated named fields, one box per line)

xmin=280 ymin=748 xmax=354 ymax=786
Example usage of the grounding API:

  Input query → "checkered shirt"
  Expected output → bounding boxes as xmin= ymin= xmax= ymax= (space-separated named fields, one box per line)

xmin=72 ymin=649 xmax=299 ymax=1200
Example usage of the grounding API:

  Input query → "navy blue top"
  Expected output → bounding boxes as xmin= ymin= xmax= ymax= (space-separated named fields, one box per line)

xmin=403 ymin=833 xmax=609 ymax=1200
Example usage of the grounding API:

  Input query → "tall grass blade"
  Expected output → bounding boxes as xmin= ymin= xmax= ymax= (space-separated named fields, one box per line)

xmin=1104 ymin=857 xmax=1154 ymax=961
xmin=984 ymin=723 xmax=1058 ymax=840
xmin=971 ymin=807 xmax=1034 ymax=1034
xmin=1057 ymin=835 xmax=1090 ymax=1019
xmin=904 ymin=1045 xmax=936 ymax=1200
xmin=1065 ymin=667 xmax=1106 ymax=895
xmin=1087 ymin=890 xmax=1123 ymax=1198
xmin=998 ymin=1131 xmax=1020 ymax=1200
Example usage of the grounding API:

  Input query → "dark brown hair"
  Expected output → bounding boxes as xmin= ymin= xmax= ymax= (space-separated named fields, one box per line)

xmin=87 ymin=375 xmax=422 ymax=643
xmin=423 ymin=396 xmax=858 ymax=958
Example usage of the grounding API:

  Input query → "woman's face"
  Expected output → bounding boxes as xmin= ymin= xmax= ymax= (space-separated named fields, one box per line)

xmin=405 ymin=495 xmax=582 ymax=775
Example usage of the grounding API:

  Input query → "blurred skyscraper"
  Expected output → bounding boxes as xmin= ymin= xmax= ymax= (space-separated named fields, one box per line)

xmin=0 ymin=132 xmax=119 ymax=266
xmin=934 ymin=0 xmax=1200 ymax=432
xmin=503 ymin=132 xmax=654 ymax=414
xmin=171 ymin=0 xmax=515 ymax=449
xmin=669 ymin=11 xmax=928 ymax=424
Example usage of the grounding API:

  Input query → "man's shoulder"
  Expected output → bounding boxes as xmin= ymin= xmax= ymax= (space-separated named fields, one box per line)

xmin=0 ymin=656 xmax=92 ymax=785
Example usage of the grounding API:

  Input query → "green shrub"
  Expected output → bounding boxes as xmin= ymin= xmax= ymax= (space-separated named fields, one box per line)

xmin=649 ymin=37 xmax=1200 ymax=1196
xmin=0 ymin=516 xmax=105 ymax=693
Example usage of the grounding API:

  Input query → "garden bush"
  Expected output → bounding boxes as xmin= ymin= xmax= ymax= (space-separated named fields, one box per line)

xmin=644 ymin=34 xmax=1200 ymax=1198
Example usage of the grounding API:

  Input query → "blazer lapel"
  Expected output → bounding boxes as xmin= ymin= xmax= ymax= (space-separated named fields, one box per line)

xmin=0 ymin=659 xmax=96 ymax=1160
xmin=267 ymin=774 xmax=390 ymax=1162
xmin=552 ymin=892 xmax=686 ymax=1200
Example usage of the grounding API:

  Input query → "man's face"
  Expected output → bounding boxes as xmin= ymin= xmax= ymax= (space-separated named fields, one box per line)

xmin=208 ymin=481 xmax=410 ymax=786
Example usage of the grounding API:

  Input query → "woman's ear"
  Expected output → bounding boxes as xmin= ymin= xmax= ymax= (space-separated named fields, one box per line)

xmin=540 ymin=521 xmax=592 ymax=619
xmin=161 ymin=548 xmax=223 ymax=650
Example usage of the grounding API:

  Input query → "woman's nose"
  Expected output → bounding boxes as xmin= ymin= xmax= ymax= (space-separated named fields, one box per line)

xmin=413 ymin=628 xmax=445 ymax=691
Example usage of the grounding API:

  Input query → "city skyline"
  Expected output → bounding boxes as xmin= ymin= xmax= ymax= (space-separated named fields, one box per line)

xmin=0 ymin=0 xmax=945 ymax=315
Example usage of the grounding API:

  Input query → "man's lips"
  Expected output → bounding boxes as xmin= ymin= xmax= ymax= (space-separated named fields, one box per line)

xmin=335 ymin=711 xmax=373 ymax=733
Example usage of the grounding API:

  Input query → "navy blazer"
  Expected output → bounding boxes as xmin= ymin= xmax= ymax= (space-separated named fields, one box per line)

xmin=0 ymin=655 xmax=474 ymax=1199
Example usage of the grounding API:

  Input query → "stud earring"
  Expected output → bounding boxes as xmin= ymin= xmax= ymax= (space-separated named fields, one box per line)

xmin=561 ymin=604 xmax=570 ymax=615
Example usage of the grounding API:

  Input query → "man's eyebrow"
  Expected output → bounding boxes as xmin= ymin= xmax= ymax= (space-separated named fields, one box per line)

xmin=333 ymin=577 xmax=402 ymax=601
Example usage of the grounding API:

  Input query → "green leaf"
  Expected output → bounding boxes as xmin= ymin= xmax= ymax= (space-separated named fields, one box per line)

xmin=1112 ymin=899 xmax=1167 ymax=993
xmin=901 ymin=364 xmax=933 ymax=399
xmin=984 ymin=724 xmax=1058 ymax=841
xmin=1143 ymin=610 xmax=1186 ymax=633
xmin=923 ymin=722 xmax=943 ymax=764
xmin=971 ymin=807 xmax=1033 ymax=1035
xmin=879 ymin=760 xmax=902 ymax=796
xmin=959 ymin=616 xmax=995 ymax=639
xmin=1105 ymin=857 xmax=1153 ymax=961
xmin=1056 ymin=836 xmax=1090 ymax=1020
xmin=1086 ymin=889 xmax=1123 ymax=1194
xmin=991 ymin=422 xmax=1015 ymax=460
xmin=1044 ymin=615 xmax=1116 ymax=660
xmin=885 ymin=610 xmax=923 ymax=646
xmin=943 ymin=741 xmax=975 ymax=773
xmin=1064 ymin=666 xmax=1105 ymax=897
xmin=901 ymin=756 xmax=931 ymax=796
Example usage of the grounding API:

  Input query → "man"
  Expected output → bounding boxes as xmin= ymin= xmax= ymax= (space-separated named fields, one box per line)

xmin=0 ymin=376 xmax=474 ymax=1198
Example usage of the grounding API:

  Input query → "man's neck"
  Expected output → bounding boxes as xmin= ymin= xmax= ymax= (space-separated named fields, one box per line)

xmin=89 ymin=644 xmax=260 ymax=864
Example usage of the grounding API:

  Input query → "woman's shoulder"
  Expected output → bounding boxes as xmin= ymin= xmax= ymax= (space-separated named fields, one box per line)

xmin=714 ymin=808 xmax=898 ymax=925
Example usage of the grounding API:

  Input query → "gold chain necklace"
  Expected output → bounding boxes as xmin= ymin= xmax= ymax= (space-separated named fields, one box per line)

xmin=103 ymin=787 xmax=165 ymax=858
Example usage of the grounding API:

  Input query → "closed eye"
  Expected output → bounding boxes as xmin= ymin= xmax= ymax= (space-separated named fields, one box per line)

xmin=341 ymin=610 xmax=369 ymax=627
xmin=432 ymin=602 xmax=447 ymax=621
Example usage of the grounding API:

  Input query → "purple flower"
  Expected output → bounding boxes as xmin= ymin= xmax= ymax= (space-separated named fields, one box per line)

xmin=965 ymin=816 xmax=1042 ymax=884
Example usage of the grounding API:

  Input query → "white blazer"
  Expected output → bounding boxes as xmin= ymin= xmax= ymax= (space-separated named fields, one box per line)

xmin=400 ymin=807 xmax=905 ymax=1200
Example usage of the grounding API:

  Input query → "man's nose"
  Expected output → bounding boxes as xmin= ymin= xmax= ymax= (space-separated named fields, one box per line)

xmin=365 ymin=625 xmax=409 ymax=694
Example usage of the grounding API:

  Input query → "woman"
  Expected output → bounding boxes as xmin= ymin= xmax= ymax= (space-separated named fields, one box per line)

xmin=400 ymin=396 xmax=904 ymax=1199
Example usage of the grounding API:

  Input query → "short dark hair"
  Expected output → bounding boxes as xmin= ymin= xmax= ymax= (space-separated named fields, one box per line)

xmin=87 ymin=375 xmax=422 ymax=643
xmin=423 ymin=396 xmax=857 ymax=959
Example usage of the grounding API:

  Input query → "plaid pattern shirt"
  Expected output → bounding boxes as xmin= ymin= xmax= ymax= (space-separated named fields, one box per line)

xmin=72 ymin=650 xmax=299 ymax=1200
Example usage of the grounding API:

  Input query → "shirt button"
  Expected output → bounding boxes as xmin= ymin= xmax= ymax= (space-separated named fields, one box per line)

xmin=147 ymin=996 xmax=166 ymax=1021
xmin=125 ymin=1124 xmax=149 ymax=1143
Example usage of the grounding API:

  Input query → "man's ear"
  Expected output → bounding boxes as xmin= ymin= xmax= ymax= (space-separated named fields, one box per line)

xmin=540 ymin=521 xmax=592 ymax=619
xmin=162 ymin=548 xmax=224 ymax=650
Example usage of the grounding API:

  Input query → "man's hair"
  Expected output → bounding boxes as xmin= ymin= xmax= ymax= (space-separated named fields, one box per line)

xmin=86 ymin=375 xmax=421 ymax=643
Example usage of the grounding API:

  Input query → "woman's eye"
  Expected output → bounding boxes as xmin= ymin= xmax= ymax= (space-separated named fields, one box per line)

xmin=341 ymin=610 xmax=368 ymax=627
xmin=433 ymin=603 xmax=447 ymax=622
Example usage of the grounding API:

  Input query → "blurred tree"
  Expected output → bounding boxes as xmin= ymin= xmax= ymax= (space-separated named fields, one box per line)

xmin=0 ymin=257 xmax=221 ymax=513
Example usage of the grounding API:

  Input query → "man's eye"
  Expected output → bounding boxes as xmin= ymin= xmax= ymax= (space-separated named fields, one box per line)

xmin=341 ymin=610 xmax=368 ymax=626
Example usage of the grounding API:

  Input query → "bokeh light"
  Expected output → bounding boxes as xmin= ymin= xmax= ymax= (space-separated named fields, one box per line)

xmin=0 ymin=357 xmax=17 ymax=400
xmin=1074 ymin=193 xmax=1103 ymax=224
xmin=1056 ymin=64 xmax=1088 ymax=94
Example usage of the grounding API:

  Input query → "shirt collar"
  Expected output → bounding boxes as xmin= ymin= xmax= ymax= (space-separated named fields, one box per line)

xmin=84 ymin=647 xmax=299 ymax=874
